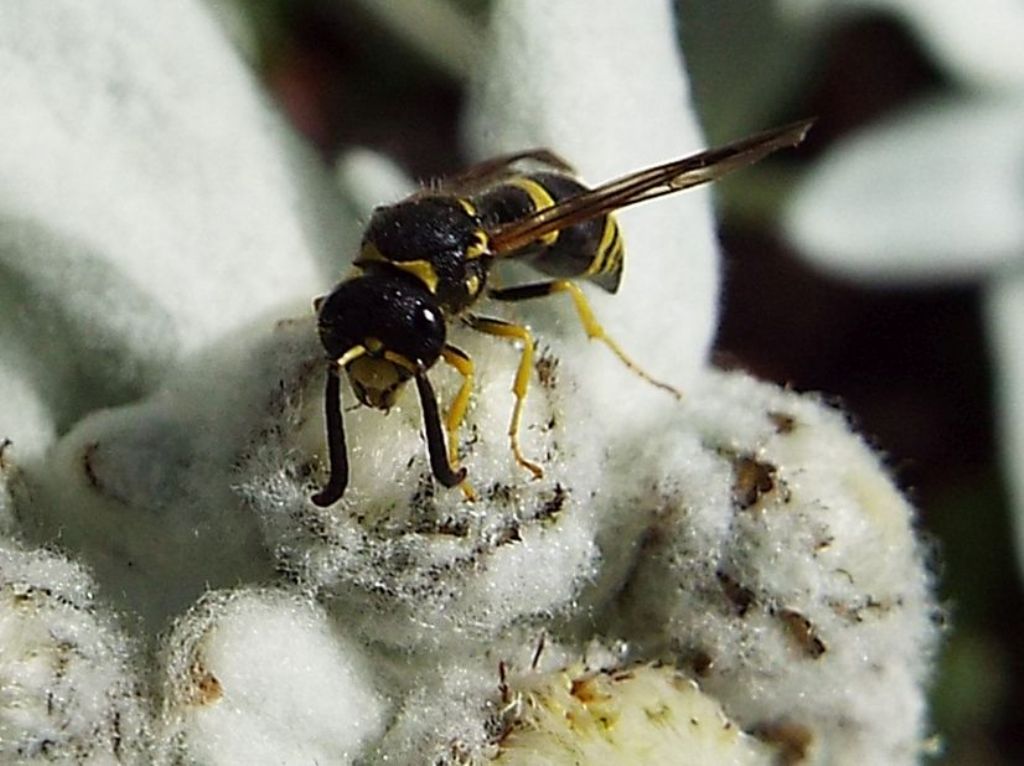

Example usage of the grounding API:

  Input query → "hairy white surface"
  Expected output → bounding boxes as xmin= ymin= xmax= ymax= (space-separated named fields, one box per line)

xmin=0 ymin=0 xmax=938 ymax=763
xmin=0 ymin=0 xmax=354 ymax=454
xmin=0 ymin=541 xmax=150 ymax=764
xmin=235 ymin=329 xmax=937 ymax=763
xmin=241 ymin=316 xmax=603 ymax=650
xmin=18 ymin=321 xmax=309 ymax=627
xmin=157 ymin=588 xmax=386 ymax=765
xmin=605 ymin=370 xmax=938 ymax=764
xmin=494 ymin=664 xmax=776 ymax=765
xmin=466 ymin=0 xmax=718 ymax=421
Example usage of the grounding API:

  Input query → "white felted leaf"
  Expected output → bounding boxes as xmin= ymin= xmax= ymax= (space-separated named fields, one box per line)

xmin=18 ymin=317 xmax=328 ymax=628
xmin=465 ymin=0 xmax=718 ymax=426
xmin=242 ymin=316 xmax=604 ymax=651
xmin=0 ymin=362 xmax=53 ymax=465
xmin=158 ymin=588 xmax=386 ymax=765
xmin=986 ymin=276 xmax=1024 ymax=577
xmin=0 ymin=541 xmax=151 ymax=763
xmin=786 ymin=96 xmax=1024 ymax=282
xmin=0 ymin=3 xmax=939 ymax=763
xmin=607 ymin=369 xmax=939 ymax=765
xmin=0 ymin=0 xmax=355 ymax=432
xmin=234 ymin=324 xmax=938 ymax=762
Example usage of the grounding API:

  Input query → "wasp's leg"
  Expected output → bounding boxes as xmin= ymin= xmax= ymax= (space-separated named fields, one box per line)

xmin=414 ymin=370 xmax=468 ymax=489
xmin=489 ymin=280 xmax=683 ymax=399
xmin=464 ymin=314 xmax=544 ymax=480
xmin=440 ymin=344 xmax=477 ymax=500
xmin=311 ymin=364 xmax=349 ymax=507
xmin=440 ymin=345 xmax=474 ymax=463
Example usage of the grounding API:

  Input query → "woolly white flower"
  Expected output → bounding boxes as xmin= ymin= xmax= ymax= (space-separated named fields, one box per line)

xmin=493 ymin=663 xmax=777 ymax=765
xmin=0 ymin=0 xmax=937 ymax=763
xmin=156 ymin=588 xmax=386 ymax=765
xmin=0 ymin=537 xmax=150 ymax=763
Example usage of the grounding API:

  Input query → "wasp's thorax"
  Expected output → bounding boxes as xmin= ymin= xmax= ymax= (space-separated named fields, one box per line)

xmin=316 ymin=269 xmax=446 ymax=410
xmin=359 ymin=197 xmax=491 ymax=314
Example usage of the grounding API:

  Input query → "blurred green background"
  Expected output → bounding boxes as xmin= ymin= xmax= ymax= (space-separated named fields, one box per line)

xmin=220 ymin=1 xmax=1022 ymax=762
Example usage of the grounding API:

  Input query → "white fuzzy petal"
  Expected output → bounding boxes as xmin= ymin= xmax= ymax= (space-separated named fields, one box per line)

xmin=494 ymin=664 xmax=776 ymax=765
xmin=157 ymin=588 xmax=386 ymax=765
xmin=0 ymin=541 xmax=150 ymax=763
xmin=18 ymin=320 xmax=316 ymax=627
xmin=786 ymin=96 xmax=1024 ymax=282
xmin=0 ymin=0 xmax=354 ymax=424
xmin=465 ymin=0 xmax=718 ymax=415
xmin=608 ymin=370 xmax=938 ymax=764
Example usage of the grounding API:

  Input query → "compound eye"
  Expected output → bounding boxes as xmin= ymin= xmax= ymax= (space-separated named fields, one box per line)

xmin=406 ymin=304 xmax=446 ymax=363
xmin=416 ymin=305 xmax=443 ymax=336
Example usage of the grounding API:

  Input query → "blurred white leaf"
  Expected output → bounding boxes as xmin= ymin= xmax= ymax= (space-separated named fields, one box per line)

xmin=783 ymin=0 xmax=1024 ymax=578
xmin=786 ymin=96 xmax=1024 ymax=282
xmin=987 ymin=276 xmax=1024 ymax=572
xmin=0 ymin=0 xmax=354 ymax=448
xmin=466 ymin=0 xmax=719 ymax=414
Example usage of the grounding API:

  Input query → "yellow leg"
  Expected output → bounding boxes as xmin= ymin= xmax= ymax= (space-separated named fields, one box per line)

xmin=491 ymin=280 xmax=683 ymax=399
xmin=441 ymin=344 xmax=477 ymax=500
xmin=465 ymin=315 xmax=544 ymax=480
xmin=554 ymin=281 xmax=682 ymax=399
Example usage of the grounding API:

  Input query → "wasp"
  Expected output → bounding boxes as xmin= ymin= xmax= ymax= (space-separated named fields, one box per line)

xmin=311 ymin=119 xmax=813 ymax=506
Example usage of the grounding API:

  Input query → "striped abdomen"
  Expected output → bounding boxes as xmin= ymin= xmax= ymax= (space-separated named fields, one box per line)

xmin=472 ymin=172 xmax=625 ymax=293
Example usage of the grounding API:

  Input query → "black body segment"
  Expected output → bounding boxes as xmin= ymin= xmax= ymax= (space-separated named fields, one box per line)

xmin=474 ymin=173 xmax=624 ymax=293
xmin=360 ymin=198 xmax=490 ymax=313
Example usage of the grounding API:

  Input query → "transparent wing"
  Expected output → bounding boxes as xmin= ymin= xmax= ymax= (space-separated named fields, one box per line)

xmin=430 ymin=148 xmax=576 ymax=195
xmin=487 ymin=118 xmax=814 ymax=255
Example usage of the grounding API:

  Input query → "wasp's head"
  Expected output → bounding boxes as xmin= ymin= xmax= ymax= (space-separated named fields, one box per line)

xmin=316 ymin=273 xmax=446 ymax=410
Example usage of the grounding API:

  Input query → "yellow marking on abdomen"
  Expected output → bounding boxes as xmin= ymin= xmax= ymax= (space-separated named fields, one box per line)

xmin=508 ymin=177 xmax=559 ymax=246
xmin=585 ymin=215 xmax=619 ymax=278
